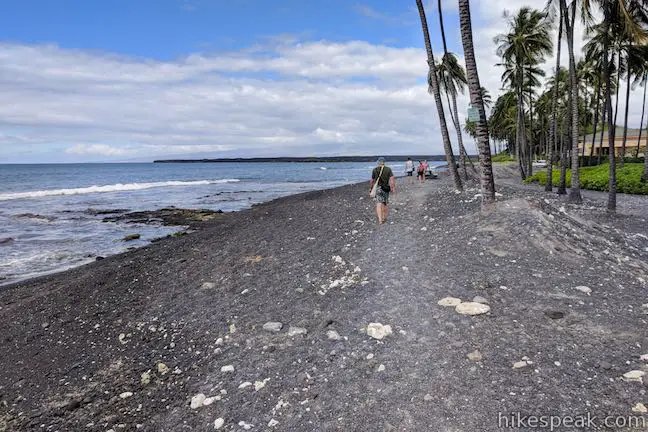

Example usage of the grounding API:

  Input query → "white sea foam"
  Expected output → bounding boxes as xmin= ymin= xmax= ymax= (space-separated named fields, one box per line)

xmin=0 ymin=179 xmax=240 ymax=201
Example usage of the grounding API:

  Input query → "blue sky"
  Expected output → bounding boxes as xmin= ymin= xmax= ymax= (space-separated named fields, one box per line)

xmin=0 ymin=1 xmax=635 ymax=163
xmin=1 ymin=1 xmax=462 ymax=56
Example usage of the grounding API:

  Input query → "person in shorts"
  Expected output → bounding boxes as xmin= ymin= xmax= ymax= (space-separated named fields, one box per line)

xmin=405 ymin=157 xmax=414 ymax=183
xmin=370 ymin=157 xmax=395 ymax=224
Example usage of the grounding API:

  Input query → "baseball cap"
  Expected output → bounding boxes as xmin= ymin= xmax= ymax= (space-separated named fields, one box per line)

xmin=377 ymin=157 xmax=385 ymax=164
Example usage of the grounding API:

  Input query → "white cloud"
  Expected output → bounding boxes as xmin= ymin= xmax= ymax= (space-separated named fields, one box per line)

xmin=65 ymin=144 xmax=133 ymax=156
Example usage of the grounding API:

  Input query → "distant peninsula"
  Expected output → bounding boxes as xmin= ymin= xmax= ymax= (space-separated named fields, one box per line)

xmin=153 ymin=155 xmax=464 ymax=163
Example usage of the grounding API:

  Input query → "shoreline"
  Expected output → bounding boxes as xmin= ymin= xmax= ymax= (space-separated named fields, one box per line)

xmin=2 ymin=175 xmax=648 ymax=431
xmin=0 ymin=180 xmax=371 ymax=292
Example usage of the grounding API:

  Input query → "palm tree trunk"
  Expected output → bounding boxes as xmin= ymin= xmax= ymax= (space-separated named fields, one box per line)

xmin=589 ymin=73 xmax=602 ymax=161
xmin=458 ymin=0 xmax=496 ymax=205
xmin=604 ymin=13 xmax=616 ymax=212
xmin=528 ymin=88 xmax=534 ymax=176
xmin=561 ymin=0 xmax=581 ymax=203
xmin=444 ymin=90 xmax=469 ymax=180
xmin=516 ymin=77 xmax=527 ymax=180
xmin=621 ymin=71 xmax=631 ymax=166
xmin=613 ymin=54 xmax=620 ymax=130
xmin=598 ymin=101 xmax=607 ymax=165
xmin=416 ymin=0 xmax=462 ymax=191
xmin=546 ymin=6 xmax=563 ymax=192
xmin=450 ymin=92 xmax=477 ymax=178
xmin=636 ymin=80 xmax=646 ymax=158
xmin=558 ymin=132 xmax=567 ymax=194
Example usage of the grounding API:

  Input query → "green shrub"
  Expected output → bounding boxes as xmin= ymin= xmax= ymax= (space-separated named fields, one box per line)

xmin=524 ymin=163 xmax=648 ymax=195
xmin=492 ymin=152 xmax=515 ymax=162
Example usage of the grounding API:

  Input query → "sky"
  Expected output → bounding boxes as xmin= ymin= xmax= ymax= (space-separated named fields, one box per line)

xmin=0 ymin=0 xmax=643 ymax=163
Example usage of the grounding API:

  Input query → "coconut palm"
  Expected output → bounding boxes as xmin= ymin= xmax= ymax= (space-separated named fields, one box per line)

xmin=436 ymin=53 xmax=475 ymax=179
xmin=579 ymin=0 xmax=648 ymax=211
xmin=495 ymin=7 xmax=553 ymax=180
xmin=458 ymin=0 xmax=496 ymax=205
xmin=415 ymin=0 xmax=463 ymax=191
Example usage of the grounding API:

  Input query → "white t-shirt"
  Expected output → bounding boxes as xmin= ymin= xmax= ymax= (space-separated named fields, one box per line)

xmin=405 ymin=160 xmax=413 ymax=172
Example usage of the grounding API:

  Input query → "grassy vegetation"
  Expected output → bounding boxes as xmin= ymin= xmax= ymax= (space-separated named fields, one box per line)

xmin=524 ymin=163 xmax=648 ymax=195
xmin=491 ymin=152 xmax=516 ymax=162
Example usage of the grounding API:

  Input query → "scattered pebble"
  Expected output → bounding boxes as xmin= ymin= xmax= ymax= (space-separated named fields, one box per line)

xmin=423 ymin=394 xmax=433 ymax=401
xmin=221 ymin=365 xmax=235 ymax=373
xmin=327 ymin=330 xmax=342 ymax=341
xmin=455 ymin=302 xmax=490 ymax=316
xmin=203 ymin=396 xmax=219 ymax=406
xmin=287 ymin=326 xmax=307 ymax=337
xmin=238 ymin=421 xmax=254 ymax=430
xmin=157 ymin=362 xmax=169 ymax=375
xmin=238 ymin=382 xmax=252 ymax=389
xmin=513 ymin=360 xmax=532 ymax=369
xmin=254 ymin=378 xmax=270 ymax=391
xmin=214 ymin=418 xmax=225 ymax=430
xmin=366 ymin=353 xmax=374 ymax=360
xmin=622 ymin=370 xmax=645 ymax=383
xmin=119 ymin=392 xmax=133 ymax=399
xmin=632 ymin=403 xmax=648 ymax=413
xmin=140 ymin=371 xmax=151 ymax=386
xmin=366 ymin=323 xmax=393 ymax=340
xmin=263 ymin=322 xmax=283 ymax=332
xmin=377 ymin=364 xmax=385 ymax=372
xmin=640 ymin=354 xmax=648 ymax=361
xmin=437 ymin=297 xmax=462 ymax=307
xmin=574 ymin=286 xmax=592 ymax=295
xmin=467 ymin=350 xmax=483 ymax=362
xmin=202 ymin=282 xmax=216 ymax=290
xmin=268 ymin=419 xmax=279 ymax=427
xmin=190 ymin=394 xmax=206 ymax=409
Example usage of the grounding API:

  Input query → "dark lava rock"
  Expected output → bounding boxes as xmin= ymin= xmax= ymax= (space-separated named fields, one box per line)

xmin=545 ymin=310 xmax=565 ymax=319
xmin=66 ymin=400 xmax=81 ymax=411
xmin=95 ymin=256 xmax=105 ymax=261
xmin=86 ymin=208 xmax=130 ymax=216
xmin=123 ymin=234 xmax=141 ymax=241
xmin=104 ymin=208 xmax=224 ymax=226
xmin=597 ymin=361 xmax=614 ymax=370
xmin=0 ymin=237 xmax=14 ymax=245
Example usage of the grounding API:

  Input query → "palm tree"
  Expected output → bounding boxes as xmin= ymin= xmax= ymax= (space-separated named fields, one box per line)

xmin=458 ymin=0 xmax=496 ymax=205
xmin=415 ymin=0 xmax=463 ymax=191
xmin=436 ymin=56 xmax=475 ymax=179
xmin=580 ymin=0 xmax=648 ymax=212
xmin=620 ymin=44 xmax=648 ymax=164
xmin=495 ymin=7 xmax=553 ymax=181
xmin=558 ymin=0 xmax=583 ymax=203
xmin=545 ymin=4 xmax=563 ymax=191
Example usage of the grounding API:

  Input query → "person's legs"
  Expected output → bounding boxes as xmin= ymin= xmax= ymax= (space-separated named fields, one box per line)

xmin=375 ymin=202 xmax=382 ymax=223
xmin=383 ymin=203 xmax=388 ymax=221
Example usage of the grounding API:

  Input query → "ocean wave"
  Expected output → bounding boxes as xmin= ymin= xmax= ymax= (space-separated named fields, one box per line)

xmin=0 ymin=179 xmax=241 ymax=201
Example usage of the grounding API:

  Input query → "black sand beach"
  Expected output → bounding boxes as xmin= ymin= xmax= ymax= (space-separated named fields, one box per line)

xmin=2 ymin=170 xmax=648 ymax=431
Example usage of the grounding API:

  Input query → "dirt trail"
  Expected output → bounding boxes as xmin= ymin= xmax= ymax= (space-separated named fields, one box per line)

xmin=2 ymin=176 xmax=648 ymax=431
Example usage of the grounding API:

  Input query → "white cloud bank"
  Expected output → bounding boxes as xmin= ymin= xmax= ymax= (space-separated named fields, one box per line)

xmin=0 ymin=1 xmax=644 ymax=162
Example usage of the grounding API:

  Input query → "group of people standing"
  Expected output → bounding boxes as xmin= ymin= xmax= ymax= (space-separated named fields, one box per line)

xmin=368 ymin=157 xmax=430 ymax=225
xmin=404 ymin=157 xmax=429 ymax=184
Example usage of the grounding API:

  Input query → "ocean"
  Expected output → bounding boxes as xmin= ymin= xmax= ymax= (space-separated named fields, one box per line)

xmin=0 ymin=161 xmax=443 ymax=286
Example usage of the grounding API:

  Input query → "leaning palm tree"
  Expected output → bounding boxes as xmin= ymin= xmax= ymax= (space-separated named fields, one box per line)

xmin=415 ymin=0 xmax=463 ymax=191
xmin=458 ymin=0 xmax=496 ymax=205
xmin=495 ymin=7 xmax=553 ymax=181
xmin=436 ymin=54 xmax=476 ymax=180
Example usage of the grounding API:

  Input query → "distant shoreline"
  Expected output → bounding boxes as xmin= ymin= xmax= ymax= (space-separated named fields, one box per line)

xmin=153 ymin=155 xmax=468 ymax=163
